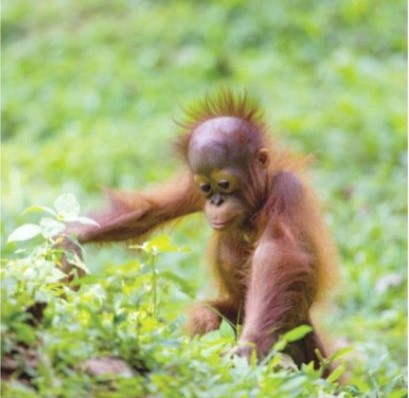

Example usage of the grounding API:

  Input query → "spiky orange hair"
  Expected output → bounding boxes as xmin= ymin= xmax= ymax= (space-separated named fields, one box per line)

xmin=174 ymin=88 xmax=268 ymax=161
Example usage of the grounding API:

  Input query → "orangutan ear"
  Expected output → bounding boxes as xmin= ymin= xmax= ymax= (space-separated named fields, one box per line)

xmin=256 ymin=148 xmax=269 ymax=168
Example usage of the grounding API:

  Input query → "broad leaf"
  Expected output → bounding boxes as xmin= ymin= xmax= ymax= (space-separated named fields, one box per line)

xmin=40 ymin=217 xmax=66 ymax=238
xmin=7 ymin=224 xmax=42 ymax=243
xmin=23 ymin=205 xmax=56 ymax=216
xmin=54 ymin=193 xmax=80 ymax=220
xmin=145 ymin=235 xmax=180 ymax=253
xmin=330 ymin=346 xmax=353 ymax=362
xmin=219 ymin=319 xmax=236 ymax=339
xmin=282 ymin=325 xmax=313 ymax=343
xmin=327 ymin=363 xmax=346 ymax=383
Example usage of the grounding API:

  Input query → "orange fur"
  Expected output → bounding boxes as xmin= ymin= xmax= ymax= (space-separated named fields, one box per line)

xmin=64 ymin=89 xmax=337 ymax=371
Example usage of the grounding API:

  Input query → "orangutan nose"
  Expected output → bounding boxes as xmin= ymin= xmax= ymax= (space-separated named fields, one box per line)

xmin=210 ymin=193 xmax=224 ymax=206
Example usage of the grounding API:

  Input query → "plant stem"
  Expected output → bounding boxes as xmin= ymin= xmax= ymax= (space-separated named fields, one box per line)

xmin=149 ymin=253 xmax=158 ymax=317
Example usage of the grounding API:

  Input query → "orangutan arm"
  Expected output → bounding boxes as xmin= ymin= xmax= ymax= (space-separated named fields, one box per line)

xmin=64 ymin=173 xmax=203 ymax=245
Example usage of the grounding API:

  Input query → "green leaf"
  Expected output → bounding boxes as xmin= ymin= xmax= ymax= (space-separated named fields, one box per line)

xmin=23 ymin=205 xmax=56 ymax=216
xmin=201 ymin=330 xmax=221 ymax=342
xmin=43 ymin=265 xmax=67 ymax=283
xmin=327 ymin=363 xmax=346 ymax=383
xmin=14 ymin=322 xmax=36 ymax=345
xmin=282 ymin=325 xmax=313 ymax=343
xmin=273 ymin=339 xmax=287 ymax=352
xmin=301 ymin=361 xmax=317 ymax=377
xmin=40 ymin=217 xmax=66 ymax=238
xmin=330 ymin=346 xmax=353 ymax=362
xmin=146 ymin=235 xmax=179 ymax=253
xmin=219 ymin=320 xmax=235 ymax=339
xmin=136 ymin=235 xmax=186 ymax=255
xmin=54 ymin=193 xmax=80 ymax=221
xmin=7 ymin=224 xmax=42 ymax=243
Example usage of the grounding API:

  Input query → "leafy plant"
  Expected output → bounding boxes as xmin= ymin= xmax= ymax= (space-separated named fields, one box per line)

xmin=1 ymin=194 xmax=364 ymax=397
xmin=2 ymin=0 xmax=406 ymax=396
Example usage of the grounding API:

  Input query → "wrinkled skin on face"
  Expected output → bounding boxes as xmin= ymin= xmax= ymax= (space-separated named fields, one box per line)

xmin=188 ymin=117 xmax=268 ymax=231
xmin=193 ymin=167 xmax=248 ymax=231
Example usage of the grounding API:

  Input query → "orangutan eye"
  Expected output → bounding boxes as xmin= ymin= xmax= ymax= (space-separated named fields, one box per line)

xmin=217 ymin=180 xmax=230 ymax=191
xmin=200 ymin=183 xmax=212 ymax=194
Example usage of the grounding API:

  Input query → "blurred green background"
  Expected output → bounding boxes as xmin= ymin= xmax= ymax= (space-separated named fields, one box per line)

xmin=2 ymin=0 xmax=407 ymax=391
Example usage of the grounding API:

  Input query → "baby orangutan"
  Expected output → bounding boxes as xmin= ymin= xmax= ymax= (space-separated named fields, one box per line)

xmin=61 ymin=90 xmax=336 ymax=369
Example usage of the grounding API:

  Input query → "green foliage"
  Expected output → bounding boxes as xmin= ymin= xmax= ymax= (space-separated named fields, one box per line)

xmin=1 ymin=194 xmax=406 ymax=396
xmin=1 ymin=0 xmax=406 ymax=396
xmin=1 ymin=200 xmax=355 ymax=396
